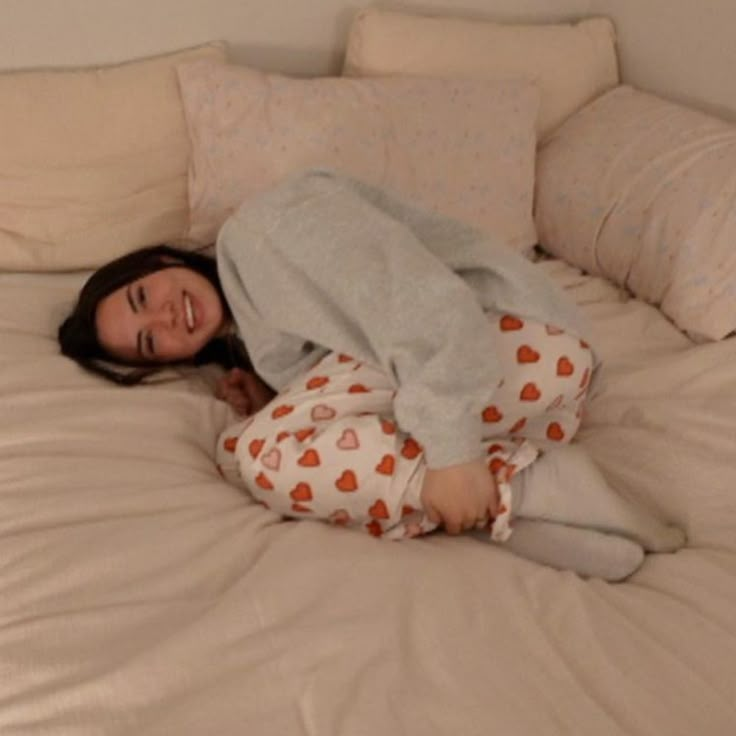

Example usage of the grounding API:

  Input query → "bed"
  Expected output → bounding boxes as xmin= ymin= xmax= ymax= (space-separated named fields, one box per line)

xmin=2 ymin=7 xmax=736 ymax=736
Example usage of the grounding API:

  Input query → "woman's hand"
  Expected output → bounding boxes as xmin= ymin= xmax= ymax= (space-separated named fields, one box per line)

xmin=420 ymin=458 xmax=500 ymax=534
xmin=215 ymin=367 xmax=275 ymax=416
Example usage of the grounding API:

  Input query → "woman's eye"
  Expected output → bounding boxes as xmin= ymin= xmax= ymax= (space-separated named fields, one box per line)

xmin=145 ymin=332 xmax=156 ymax=356
xmin=137 ymin=285 xmax=147 ymax=307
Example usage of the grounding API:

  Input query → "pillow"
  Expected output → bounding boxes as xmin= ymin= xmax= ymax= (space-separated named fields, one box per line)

xmin=178 ymin=60 xmax=539 ymax=251
xmin=0 ymin=43 xmax=226 ymax=272
xmin=343 ymin=8 xmax=619 ymax=141
xmin=535 ymin=85 xmax=736 ymax=341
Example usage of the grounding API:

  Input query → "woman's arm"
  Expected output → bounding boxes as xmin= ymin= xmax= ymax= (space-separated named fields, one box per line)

xmin=217 ymin=172 xmax=501 ymax=471
xmin=215 ymin=367 xmax=275 ymax=416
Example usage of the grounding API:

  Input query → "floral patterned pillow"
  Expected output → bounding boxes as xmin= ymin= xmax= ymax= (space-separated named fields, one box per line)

xmin=177 ymin=60 xmax=540 ymax=254
xmin=535 ymin=85 xmax=736 ymax=340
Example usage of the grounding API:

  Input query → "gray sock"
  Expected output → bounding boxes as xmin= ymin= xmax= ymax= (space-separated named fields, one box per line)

xmin=511 ymin=444 xmax=686 ymax=553
xmin=470 ymin=519 xmax=645 ymax=581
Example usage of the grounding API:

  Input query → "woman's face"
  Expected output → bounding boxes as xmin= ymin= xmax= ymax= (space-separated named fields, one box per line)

xmin=95 ymin=266 xmax=226 ymax=364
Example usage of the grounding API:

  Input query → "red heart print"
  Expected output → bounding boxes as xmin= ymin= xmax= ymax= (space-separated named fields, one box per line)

xmin=271 ymin=404 xmax=294 ymax=419
xmin=369 ymin=499 xmax=390 ymax=520
xmin=517 ymin=345 xmax=540 ymax=363
xmin=381 ymin=419 xmax=396 ymax=435
xmin=547 ymin=422 xmax=565 ymax=441
xmin=336 ymin=470 xmax=358 ymax=492
xmin=337 ymin=429 xmax=360 ymax=450
xmin=482 ymin=405 xmax=503 ymax=423
xmin=311 ymin=404 xmax=336 ymax=421
xmin=348 ymin=384 xmax=370 ymax=393
xmin=401 ymin=504 xmax=417 ymax=517
xmin=261 ymin=448 xmax=281 ymax=471
xmin=520 ymin=383 xmax=541 ymax=401
xmin=255 ymin=472 xmax=274 ymax=490
xmin=338 ymin=353 xmax=353 ymax=363
xmin=298 ymin=449 xmax=321 ymax=467
xmin=488 ymin=457 xmax=506 ymax=475
xmin=557 ymin=357 xmax=574 ymax=376
xmin=500 ymin=315 xmax=524 ymax=331
xmin=223 ymin=436 xmax=238 ymax=453
xmin=276 ymin=431 xmax=291 ymax=443
xmin=306 ymin=376 xmax=329 ymax=390
xmin=375 ymin=454 xmax=395 ymax=475
xmin=294 ymin=427 xmax=316 ymax=442
xmin=366 ymin=520 xmax=383 ymax=537
xmin=401 ymin=438 xmax=422 ymax=459
xmin=248 ymin=438 xmax=264 ymax=458
xmin=290 ymin=482 xmax=313 ymax=502
xmin=291 ymin=503 xmax=312 ymax=514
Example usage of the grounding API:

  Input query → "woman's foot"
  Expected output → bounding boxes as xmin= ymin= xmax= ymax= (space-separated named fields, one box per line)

xmin=511 ymin=444 xmax=686 ymax=553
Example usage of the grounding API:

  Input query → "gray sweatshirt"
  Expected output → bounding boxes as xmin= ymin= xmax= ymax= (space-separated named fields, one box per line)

xmin=216 ymin=170 xmax=593 ymax=468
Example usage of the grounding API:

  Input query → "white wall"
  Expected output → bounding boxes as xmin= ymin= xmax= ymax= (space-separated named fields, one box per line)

xmin=1 ymin=1 xmax=734 ymax=121
xmin=589 ymin=0 xmax=736 ymax=121
xmin=0 ymin=0 xmax=589 ymax=75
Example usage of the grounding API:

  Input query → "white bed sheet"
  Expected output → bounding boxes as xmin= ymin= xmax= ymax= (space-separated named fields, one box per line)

xmin=1 ymin=261 xmax=735 ymax=735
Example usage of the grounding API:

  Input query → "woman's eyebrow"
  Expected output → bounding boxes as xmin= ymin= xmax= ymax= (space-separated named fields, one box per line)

xmin=126 ymin=285 xmax=138 ymax=314
xmin=125 ymin=285 xmax=145 ymax=358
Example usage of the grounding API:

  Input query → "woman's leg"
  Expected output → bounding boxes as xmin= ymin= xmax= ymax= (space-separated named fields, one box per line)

xmin=479 ymin=313 xmax=684 ymax=553
xmin=217 ymin=352 xmax=433 ymax=539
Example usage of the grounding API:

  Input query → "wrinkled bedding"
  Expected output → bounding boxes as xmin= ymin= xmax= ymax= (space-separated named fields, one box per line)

xmin=1 ymin=260 xmax=735 ymax=735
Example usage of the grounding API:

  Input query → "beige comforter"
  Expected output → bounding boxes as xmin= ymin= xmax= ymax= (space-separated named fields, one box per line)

xmin=1 ymin=260 xmax=734 ymax=735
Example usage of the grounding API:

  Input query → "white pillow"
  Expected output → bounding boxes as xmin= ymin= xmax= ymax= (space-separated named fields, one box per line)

xmin=0 ymin=43 xmax=226 ymax=272
xmin=535 ymin=85 xmax=736 ymax=340
xmin=178 ymin=60 xmax=540 ymax=252
xmin=343 ymin=8 xmax=619 ymax=140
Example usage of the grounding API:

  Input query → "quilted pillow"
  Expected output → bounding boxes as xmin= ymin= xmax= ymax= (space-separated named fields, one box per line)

xmin=535 ymin=85 xmax=736 ymax=340
xmin=0 ymin=43 xmax=226 ymax=272
xmin=177 ymin=60 xmax=540 ymax=253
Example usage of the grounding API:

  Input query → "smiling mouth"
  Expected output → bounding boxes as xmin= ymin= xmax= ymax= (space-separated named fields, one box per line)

xmin=184 ymin=292 xmax=195 ymax=333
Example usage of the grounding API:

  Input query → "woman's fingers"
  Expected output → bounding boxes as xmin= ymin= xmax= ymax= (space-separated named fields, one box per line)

xmin=215 ymin=368 xmax=240 ymax=398
xmin=426 ymin=502 xmax=486 ymax=535
xmin=443 ymin=506 xmax=479 ymax=535
xmin=425 ymin=502 xmax=461 ymax=535
xmin=214 ymin=377 xmax=228 ymax=399
xmin=420 ymin=460 xmax=499 ymax=535
xmin=224 ymin=367 xmax=246 ymax=388
xmin=214 ymin=369 xmax=254 ymax=415
xmin=425 ymin=505 xmax=441 ymax=525
xmin=444 ymin=517 xmax=463 ymax=535
xmin=487 ymin=476 xmax=500 ymax=518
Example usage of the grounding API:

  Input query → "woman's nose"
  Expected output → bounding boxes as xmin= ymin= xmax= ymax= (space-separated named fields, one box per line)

xmin=155 ymin=301 xmax=177 ymax=329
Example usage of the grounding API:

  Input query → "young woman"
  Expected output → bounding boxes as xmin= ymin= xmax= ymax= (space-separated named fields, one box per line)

xmin=59 ymin=170 xmax=685 ymax=579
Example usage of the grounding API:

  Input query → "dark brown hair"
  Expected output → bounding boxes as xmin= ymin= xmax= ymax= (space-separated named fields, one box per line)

xmin=58 ymin=244 xmax=250 ymax=385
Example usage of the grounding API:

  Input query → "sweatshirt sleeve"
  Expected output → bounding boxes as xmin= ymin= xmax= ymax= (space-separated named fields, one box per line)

xmin=218 ymin=173 xmax=501 ymax=468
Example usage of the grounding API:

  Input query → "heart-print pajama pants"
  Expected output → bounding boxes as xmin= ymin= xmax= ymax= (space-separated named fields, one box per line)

xmin=216 ymin=311 xmax=594 ymax=542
